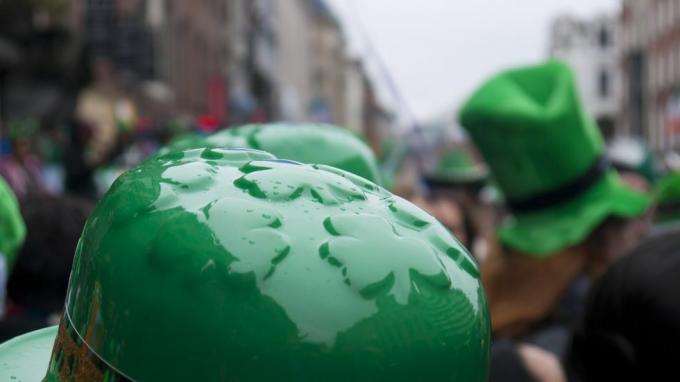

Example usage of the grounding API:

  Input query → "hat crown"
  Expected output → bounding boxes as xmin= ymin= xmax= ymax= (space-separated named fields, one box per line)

xmin=51 ymin=148 xmax=489 ymax=381
xmin=460 ymin=61 xmax=604 ymax=201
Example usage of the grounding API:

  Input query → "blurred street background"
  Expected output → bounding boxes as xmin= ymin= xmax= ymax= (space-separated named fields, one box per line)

xmin=4 ymin=0 xmax=676 ymax=200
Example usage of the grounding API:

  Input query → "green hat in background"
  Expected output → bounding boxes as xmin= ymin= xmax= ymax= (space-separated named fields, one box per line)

xmin=0 ymin=176 xmax=25 ymax=268
xmin=654 ymin=172 xmax=680 ymax=223
xmin=0 ymin=148 xmax=489 ymax=381
xmin=424 ymin=149 xmax=489 ymax=187
xmin=459 ymin=60 xmax=650 ymax=256
xmin=607 ymin=136 xmax=657 ymax=184
xmin=160 ymin=123 xmax=383 ymax=185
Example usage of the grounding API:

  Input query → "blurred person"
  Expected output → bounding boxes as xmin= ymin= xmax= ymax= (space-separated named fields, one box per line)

xmin=0 ymin=148 xmax=489 ymax=381
xmin=0 ymin=120 xmax=47 ymax=198
xmin=423 ymin=148 xmax=500 ymax=259
xmin=459 ymin=61 xmax=652 ymax=380
xmin=64 ymin=117 xmax=98 ymax=199
xmin=420 ymin=193 xmax=472 ymax=248
xmin=1 ymin=194 xmax=92 ymax=341
xmin=566 ymin=229 xmax=680 ymax=381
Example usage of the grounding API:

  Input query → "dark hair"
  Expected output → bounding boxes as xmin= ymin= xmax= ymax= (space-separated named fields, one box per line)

xmin=567 ymin=229 xmax=680 ymax=381
xmin=6 ymin=194 xmax=93 ymax=314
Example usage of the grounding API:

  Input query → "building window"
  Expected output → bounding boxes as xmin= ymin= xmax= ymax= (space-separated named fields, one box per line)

xmin=599 ymin=69 xmax=610 ymax=99
xmin=598 ymin=26 xmax=610 ymax=48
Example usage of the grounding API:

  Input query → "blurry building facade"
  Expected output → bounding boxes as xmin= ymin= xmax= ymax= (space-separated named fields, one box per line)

xmin=2 ymin=0 xmax=388 ymax=138
xmin=550 ymin=14 xmax=621 ymax=139
xmin=621 ymin=0 xmax=680 ymax=152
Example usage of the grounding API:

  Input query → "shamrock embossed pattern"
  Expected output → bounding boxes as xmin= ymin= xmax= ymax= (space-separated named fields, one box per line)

xmin=319 ymin=214 xmax=452 ymax=304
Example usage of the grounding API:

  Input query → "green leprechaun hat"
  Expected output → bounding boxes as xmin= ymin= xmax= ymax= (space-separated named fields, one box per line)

xmin=0 ymin=175 xmax=25 ymax=269
xmin=0 ymin=148 xmax=489 ymax=381
xmin=159 ymin=123 xmax=383 ymax=185
xmin=459 ymin=60 xmax=650 ymax=256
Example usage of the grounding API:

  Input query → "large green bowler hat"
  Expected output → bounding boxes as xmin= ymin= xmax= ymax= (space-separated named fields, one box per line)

xmin=459 ymin=61 xmax=649 ymax=256
xmin=160 ymin=123 xmax=383 ymax=185
xmin=0 ymin=148 xmax=489 ymax=381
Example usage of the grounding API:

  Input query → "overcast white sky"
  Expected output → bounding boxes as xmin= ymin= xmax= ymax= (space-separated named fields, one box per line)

xmin=327 ymin=0 xmax=620 ymax=122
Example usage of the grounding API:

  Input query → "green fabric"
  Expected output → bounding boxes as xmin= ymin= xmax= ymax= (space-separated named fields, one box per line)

xmin=655 ymin=172 xmax=680 ymax=204
xmin=0 ymin=176 xmax=25 ymax=267
xmin=159 ymin=123 xmax=384 ymax=185
xmin=0 ymin=326 xmax=56 ymax=382
xmin=499 ymin=172 xmax=649 ymax=256
xmin=8 ymin=148 xmax=489 ymax=380
xmin=427 ymin=149 xmax=488 ymax=184
xmin=654 ymin=172 xmax=680 ymax=223
xmin=460 ymin=60 xmax=650 ymax=256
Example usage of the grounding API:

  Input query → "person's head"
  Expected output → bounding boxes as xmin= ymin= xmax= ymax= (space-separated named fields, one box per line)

xmin=568 ymin=230 xmax=680 ymax=381
xmin=580 ymin=213 xmax=653 ymax=277
xmin=0 ymin=148 xmax=490 ymax=381
xmin=6 ymin=194 xmax=93 ymax=317
xmin=422 ymin=193 xmax=471 ymax=248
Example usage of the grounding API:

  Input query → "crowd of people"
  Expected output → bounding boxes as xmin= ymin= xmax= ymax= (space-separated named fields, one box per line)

xmin=0 ymin=60 xmax=679 ymax=381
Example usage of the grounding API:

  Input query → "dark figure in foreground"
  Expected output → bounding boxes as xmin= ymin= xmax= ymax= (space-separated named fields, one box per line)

xmin=567 ymin=229 xmax=680 ymax=382
xmin=0 ymin=194 xmax=92 ymax=341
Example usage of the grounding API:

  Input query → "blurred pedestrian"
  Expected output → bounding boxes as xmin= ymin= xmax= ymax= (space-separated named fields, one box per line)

xmin=566 ymin=229 xmax=680 ymax=381
xmin=459 ymin=61 xmax=652 ymax=380
xmin=0 ymin=120 xmax=47 ymax=198
xmin=1 ymin=194 xmax=92 ymax=341
xmin=423 ymin=148 xmax=499 ymax=258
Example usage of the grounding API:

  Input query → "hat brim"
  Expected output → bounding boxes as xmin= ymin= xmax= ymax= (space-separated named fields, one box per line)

xmin=498 ymin=171 xmax=651 ymax=256
xmin=0 ymin=326 xmax=56 ymax=381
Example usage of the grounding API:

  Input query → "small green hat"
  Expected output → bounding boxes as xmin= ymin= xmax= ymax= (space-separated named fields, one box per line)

xmin=0 ymin=148 xmax=489 ymax=381
xmin=654 ymin=172 xmax=680 ymax=223
xmin=459 ymin=60 xmax=650 ymax=256
xmin=0 ymin=176 xmax=26 ymax=267
xmin=425 ymin=149 xmax=489 ymax=187
xmin=160 ymin=123 xmax=383 ymax=185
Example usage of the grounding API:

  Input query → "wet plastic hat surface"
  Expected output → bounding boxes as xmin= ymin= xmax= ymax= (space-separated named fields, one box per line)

xmin=0 ymin=326 xmax=56 ymax=381
xmin=1 ymin=148 xmax=490 ymax=381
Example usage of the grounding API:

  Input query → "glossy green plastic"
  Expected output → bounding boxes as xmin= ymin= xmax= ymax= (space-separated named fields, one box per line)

xmin=0 ymin=326 xmax=57 ymax=381
xmin=37 ymin=147 xmax=489 ymax=381
xmin=426 ymin=149 xmax=488 ymax=185
xmin=459 ymin=61 xmax=649 ymax=255
xmin=159 ymin=123 xmax=383 ymax=185
xmin=0 ymin=176 xmax=25 ymax=267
